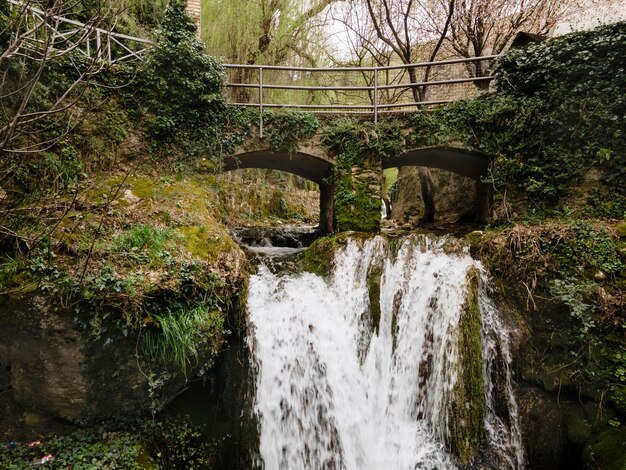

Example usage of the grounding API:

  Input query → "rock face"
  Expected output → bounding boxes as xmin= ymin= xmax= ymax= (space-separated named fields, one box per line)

xmin=390 ymin=167 xmax=476 ymax=224
xmin=518 ymin=388 xmax=567 ymax=468
xmin=0 ymin=294 xmax=199 ymax=422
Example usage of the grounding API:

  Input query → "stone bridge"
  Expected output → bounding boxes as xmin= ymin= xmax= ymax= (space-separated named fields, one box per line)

xmin=220 ymin=138 xmax=491 ymax=233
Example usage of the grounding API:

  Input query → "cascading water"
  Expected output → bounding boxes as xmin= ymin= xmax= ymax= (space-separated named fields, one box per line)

xmin=247 ymin=235 xmax=525 ymax=469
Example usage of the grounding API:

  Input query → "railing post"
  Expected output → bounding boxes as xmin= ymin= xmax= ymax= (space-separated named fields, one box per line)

xmin=259 ymin=66 xmax=264 ymax=138
xmin=374 ymin=68 xmax=379 ymax=125
xmin=107 ymin=32 xmax=112 ymax=63
xmin=96 ymin=29 xmax=101 ymax=59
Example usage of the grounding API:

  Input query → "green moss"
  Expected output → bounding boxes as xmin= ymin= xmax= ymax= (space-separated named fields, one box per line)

xmin=583 ymin=427 xmax=626 ymax=470
xmin=447 ymin=267 xmax=486 ymax=464
xmin=176 ymin=225 xmax=238 ymax=263
xmin=301 ymin=235 xmax=341 ymax=276
xmin=334 ymin=174 xmax=381 ymax=233
xmin=368 ymin=265 xmax=382 ymax=334
xmin=565 ymin=407 xmax=593 ymax=445
xmin=617 ymin=222 xmax=626 ymax=239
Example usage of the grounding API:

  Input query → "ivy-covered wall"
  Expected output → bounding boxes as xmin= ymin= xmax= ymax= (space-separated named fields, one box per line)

xmin=321 ymin=119 xmax=404 ymax=232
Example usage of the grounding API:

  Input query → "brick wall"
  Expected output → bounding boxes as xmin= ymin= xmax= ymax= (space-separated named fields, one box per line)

xmin=186 ymin=0 xmax=201 ymax=35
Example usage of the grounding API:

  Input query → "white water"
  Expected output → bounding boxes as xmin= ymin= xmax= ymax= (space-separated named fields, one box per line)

xmin=247 ymin=235 xmax=525 ymax=469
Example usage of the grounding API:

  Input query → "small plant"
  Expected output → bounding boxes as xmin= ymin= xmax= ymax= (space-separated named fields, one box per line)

xmin=112 ymin=225 xmax=178 ymax=263
xmin=142 ymin=304 xmax=225 ymax=375
xmin=0 ymin=255 xmax=20 ymax=291
xmin=141 ymin=418 xmax=219 ymax=469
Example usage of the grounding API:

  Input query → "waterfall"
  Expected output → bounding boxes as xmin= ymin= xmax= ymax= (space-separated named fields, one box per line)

xmin=247 ymin=235 xmax=525 ymax=469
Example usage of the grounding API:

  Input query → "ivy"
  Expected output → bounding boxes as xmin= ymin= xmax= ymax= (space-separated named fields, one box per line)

xmin=134 ymin=1 xmax=226 ymax=159
xmin=262 ymin=111 xmax=319 ymax=153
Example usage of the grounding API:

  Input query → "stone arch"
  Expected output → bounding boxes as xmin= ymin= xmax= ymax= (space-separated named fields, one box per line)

xmin=383 ymin=146 xmax=491 ymax=223
xmin=383 ymin=146 xmax=490 ymax=180
xmin=221 ymin=150 xmax=333 ymax=184
xmin=220 ymin=150 xmax=335 ymax=233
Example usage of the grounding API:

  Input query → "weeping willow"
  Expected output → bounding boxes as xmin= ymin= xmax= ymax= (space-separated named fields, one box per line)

xmin=200 ymin=0 xmax=334 ymax=66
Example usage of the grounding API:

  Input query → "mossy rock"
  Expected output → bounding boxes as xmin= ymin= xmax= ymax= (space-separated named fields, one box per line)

xmin=446 ymin=267 xmax=486 ymax=464
xmin=565 ymin=406 xmax=592 ymax=445
xmin=583 ymin=427 xmax=626 ymax=470
xmin=464 ymin=230 xmax=484 ymax=252
xmin=617 ymin=222 xmax=626 ymax=239
xmin=301 ymin=233 xmax=348 ymax=276
xmin=367 ymin=265 xmax=382 ymax=334
xmin=334 ymin=167 xmax=382 ymax=233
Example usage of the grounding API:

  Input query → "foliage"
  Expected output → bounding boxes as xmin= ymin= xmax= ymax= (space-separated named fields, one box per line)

xmin=141 ymin=418 xmax=219 ymax=469
xmin=0 ymin=418 xmax=218 ymax=470
xmin=405 ymin=23 xmax=626 ymax=213
xmin=143 ymin=305 xmax=225 ymax=376
xmin=262 ymin=111 xmax=319 ymax=152
xmin=111 ymin=225 xmax=178 ymax=264
xmin=200 ymin=0 xmax=334 ymax=66
xmin=322 ymin=118 xmax=405 ymax=164
xmin=479 ymin=220 xmax=626 ymax=411
xmin=134 ymin=1 xmax=226 ymax=158
xmin=69 ymin=0 xmax=168 ymax=35
xmin=492 ymin=21 xmax=626 ymax=209
xmin=0 ymin=425 xmax=144 ymax=469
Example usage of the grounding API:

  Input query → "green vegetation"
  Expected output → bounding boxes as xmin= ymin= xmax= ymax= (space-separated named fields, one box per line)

xmin=478 ymin=220 xmax=626 ymax=412
xmin=582 ymin=426 xmax=626 ymax=470
xmin=301 ymin=234 xmax=343 ymax=275
xmin=446 ymin=267 xmax=485 ymax=464
xmin=0 ymin=418 xmax=217 ymax=470
xmin=143 ymin=305 xmax=225 ymax=376
xmin=132 ymin=0 xmax=226 ymax=158
xmin=262 ymin=111 xmax=320 ymax=152
xmin=408 ymin=22 xmax=626 ymax=215
xmin=322 ymin=119 xmax=403 ymax=232
xmin=0 ymin=2 xmax=625 ymax=466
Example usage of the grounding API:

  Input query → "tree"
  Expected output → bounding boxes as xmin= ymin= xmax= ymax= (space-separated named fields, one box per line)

xmin=0 ymin=0 xmax=118 ymax=159
xmin=0 ymin=0 xmax=143 ymax=246
xmin=200 ymin=0 xmax=337 ymax=67
xmin=335 ymin=0 xmax=455 ymax=102
xmin=429 ymin=0 xmax=578 ymax=85
xmin=137 ymin=0 xmax=225 ymax=143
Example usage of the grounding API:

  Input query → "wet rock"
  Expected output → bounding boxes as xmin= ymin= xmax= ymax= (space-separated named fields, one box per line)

xmin=518 ymin=387 xmax=566 ymax=469
xmin=582 ymin=427 xmax=626 ymax=470
xmin=565 ymin=406 xmax=592 ymax=445
xmin=390 ymin=167 xmax=476 ymax=224
xmin=584 ymin=402 xmax=615 ymax=432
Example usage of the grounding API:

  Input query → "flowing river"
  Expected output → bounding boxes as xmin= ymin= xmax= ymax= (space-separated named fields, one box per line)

xmin=246 ymin=235 xmax=525 ymax=469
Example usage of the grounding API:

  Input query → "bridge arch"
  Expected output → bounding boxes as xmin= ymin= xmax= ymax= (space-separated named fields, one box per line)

xmin=221 ymin=150 xmax=334 ymax=184
xmin=383 ymin=146 xmax=491 ymax=180
xmin=383 ymin=146 xmax=492 ymax=222
xmin=220 ymin=150 xmax=335 ymax=233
